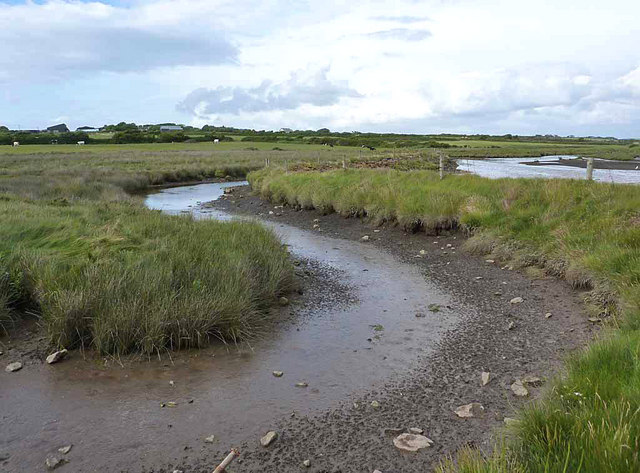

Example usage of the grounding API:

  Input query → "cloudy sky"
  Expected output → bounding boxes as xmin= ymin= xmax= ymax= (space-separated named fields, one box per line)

xmin=1 ymin=0 xmax=639 ymax=137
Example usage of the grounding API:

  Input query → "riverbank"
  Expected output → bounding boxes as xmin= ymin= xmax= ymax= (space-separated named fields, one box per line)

xmin=247 ymin=168 xmax=640 ymax=472
xmin=154 ymin=184 xmax=596 ymax=473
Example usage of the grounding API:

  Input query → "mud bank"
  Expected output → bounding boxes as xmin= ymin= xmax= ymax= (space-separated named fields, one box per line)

xmin=151 ymin=185 xmax=598 ymax=473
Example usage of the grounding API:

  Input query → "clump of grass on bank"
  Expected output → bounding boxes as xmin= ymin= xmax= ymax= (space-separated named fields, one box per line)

xmin=249 ymin=167 xmax=640 ymax=472
xmin=0 ymin=151 xmax=297 ymax=355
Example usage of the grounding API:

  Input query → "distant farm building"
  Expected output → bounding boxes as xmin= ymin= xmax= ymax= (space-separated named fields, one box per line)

xmin=160 ymin=125 xmax=183 ymax=132
xmin=47 ymin=123 xmax=70 ymax=134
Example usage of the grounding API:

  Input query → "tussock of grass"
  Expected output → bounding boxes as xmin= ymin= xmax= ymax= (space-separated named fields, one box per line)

xmin=250 ymin=167 xmax=640 ymax=472
xmin=0 ymin=152 xmax=296 ymax=355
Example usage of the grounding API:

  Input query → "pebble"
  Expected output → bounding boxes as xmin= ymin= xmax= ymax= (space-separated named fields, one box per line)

xmin=46 ymin=349 xmax=68 ymax=365
xmin=510 ymin=297 xmax=524 ymax=304
xmin=260 ymin=431 xmax=278 ymax=447
xmin=361 ymin=235 xmax=370 ymax=241
xmin=454 ymin=402 xmax=485 ymax=418
xmin=272 ymin=371 xmax=284 ymax=377
xmin=295 ymin=382 xmax=308 ymax=388
xmin=58 ymin=445 xmax=72 ymax=454
xmin=508 ymin=321 xmax=516 ymax=330
xmin=408 ymin=427 xmax=424 ymax=434
xmin=204 ymin=435 xmax=215 ymax=443
xmin=5 ymin=361 xmax=22 ymax=372
xmin=370 ymin=400 xmax=381 ymax=408
xmin=545 ymin=312 xmax=553 ymax=318
xmin=303 ymin=459 xmax=311 ymax=467
xmin=510 ymin=380 xmax=529 ymax=397
xmin=393 ymin=433 xmax=434 ymax=452
xmin=485 ymin=259 xmax=495 ymax=263
xmin=481 ymin=371 xmax=491 ymax=386
xmin=45 ymin=456 xmax=66 ymax=470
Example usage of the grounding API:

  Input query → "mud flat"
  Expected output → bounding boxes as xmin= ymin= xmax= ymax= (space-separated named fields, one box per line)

xmin=154 ymin=184 xmax=597 ymax=473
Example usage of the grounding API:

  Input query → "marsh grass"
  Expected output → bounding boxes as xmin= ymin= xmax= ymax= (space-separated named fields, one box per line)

xmin=250 ymin=167 xmax=640 ymax=473
xmin=0 ymin=149 xmax=301 ymax=355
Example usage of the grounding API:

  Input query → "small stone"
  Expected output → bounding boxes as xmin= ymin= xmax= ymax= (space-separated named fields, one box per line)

xmin=510 ymin=297 xmax=524 ymax=304
xmin=371 ymin=400 xmax=380 ymax=408
xmin=204 ymin=435 xmax=215 ymax=443
xmin=268 ymin=211 xmax=274 ymax=215
xmin=173 ymin=470 xmax=184 ymax=473
xmin=260 ymin=431 xmax=278 ymax=447
xmin=361 ymin=235 xmax=370 ymax=241
xmin=272 ymin=371 xmax=284 ymax=377
xmin=408 ymin=427 xmax=423 ymax=434
xmin=47 ymin=350 xmax=68 ymax=365
xmin=45 ymin=456 xmax=66 ymax=470
xmin=58 ymin=445 xmax=72 ymax=454
xmin=481 ymin=371 xmax=491 ymax=386
xmin=588 ymin=317 xmax=602 ymax=323
xmin=475 ymin=276 xmax=483 ymax=280
xmin=5 ymin=362 xmax=22 ymax=372
xmin=508 ymin=321 xmax=516 ymax=330
xmin=511 ymin=380 xmax=529 ymax=397
xmin=303 ymin=459 xmax=311 ymax=467
xmin=279 ymin=297 xmax=289 ymax=306
xmin=169 ymin=380 xmax=175 ymax=386
xmin=393 ymin=433 xmax=434 ymax=452
xmin=522 ymin=375 xmax=543 ymax=387
xmin=419 ymin=250 xmax=427 ymax=255
xmin=454 ymin=402 xmax=485 ymax=418
xmin=545 ymin=312 xmax=552 ymax=318
xmin=485 ymin=259 xmax=495 ymax=263
xmin=313 ymin=219 xmax=320 ymax=223
xmin=295 ymin=382 xmax=308 ymax=388
xmin=373 ymin=229 xmax=381 ymax=233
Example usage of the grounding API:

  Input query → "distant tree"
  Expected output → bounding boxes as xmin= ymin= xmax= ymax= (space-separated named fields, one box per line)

xmin=0 ymin=125 xmax=8 ymax=132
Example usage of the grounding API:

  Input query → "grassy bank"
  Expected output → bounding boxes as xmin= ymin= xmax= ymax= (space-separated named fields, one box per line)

xmin=249 ymin=167 xmax=640 ymax=472
xmin=0 ymin=152 xmax=296 ymax=355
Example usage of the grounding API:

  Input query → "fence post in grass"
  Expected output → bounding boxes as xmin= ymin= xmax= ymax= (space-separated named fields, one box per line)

xmin=343 ymin=157 xmax=346 ymax=169
xmin=586 ymin=157 xmax=594 ymax=181
xmin=439 ymin=152 xmax=445 ymax=180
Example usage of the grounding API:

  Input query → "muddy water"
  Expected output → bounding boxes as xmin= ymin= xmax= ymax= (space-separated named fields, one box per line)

xmin=0 ymin=182 xmax=463 ymax=472
xmin=458 ymin=156 xmax=640 ymax=183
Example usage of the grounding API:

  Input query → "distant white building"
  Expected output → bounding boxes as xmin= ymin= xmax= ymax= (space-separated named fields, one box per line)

xmin=160 ymin=125 xmax=183 ymax=132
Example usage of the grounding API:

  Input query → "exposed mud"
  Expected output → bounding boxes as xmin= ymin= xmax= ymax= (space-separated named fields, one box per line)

xmin=0 ymin=182 xmax=598 ymax=473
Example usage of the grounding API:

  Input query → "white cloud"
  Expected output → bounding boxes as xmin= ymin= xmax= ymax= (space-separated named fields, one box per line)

xmin=1 ymin=0 xmax=640 ymax=137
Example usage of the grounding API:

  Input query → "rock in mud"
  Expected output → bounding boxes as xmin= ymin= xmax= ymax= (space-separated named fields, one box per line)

xmin=260 ymin=431 xmax=278 ymax=447
xmin=510 ymin=380 xmax=529 ymax=397
xmin=481 ymin=371 xmax=491 ymax=386
xmin=545 ymin=312 xmax=553 ymax=318
xmin=485 ymin=259 xmax=495 ymax=263
xmin=454 ymin=402 xmax=485 ymax=418
xmin=45 ymin=455 xmax=66 ymax=470
xmin=508 ymin=321 xmax=516 ymax=330
xmin=303 ymin=459 xmax=311 ymax=467
xmin=522 ymin=375 xmax=543 ymax=387
xmin=409 ymin=427 xmax=424 ymax=434
xmin=279 ymin=297 xmax=290 ymax=306
xmin=361 ymin=235 xmax=370 ymax=241
xmin=58 ymin=445 xmax=72 ymax=454
xmin=204 ymin=435 xmax=215 ymax=443
xmin=510 ymin=297 xmax=524 ymax=304
xmin=46 ymin=349 xmax=68 ymax=365
xmin=370 ymin=400 xmax=381 ymax=408
xmin=272 ymin=370 xmax=284 ymax=377
xmin=393 ymin=433 xmax=434 ymax=452
xmin=5 ymin=361 xmax=22 ymax=372
xmin=295 ymin=382 xmax=308 ymax=388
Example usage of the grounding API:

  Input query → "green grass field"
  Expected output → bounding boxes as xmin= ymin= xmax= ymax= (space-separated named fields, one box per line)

xmin=249 ymin=167 xmax=640 ymax=473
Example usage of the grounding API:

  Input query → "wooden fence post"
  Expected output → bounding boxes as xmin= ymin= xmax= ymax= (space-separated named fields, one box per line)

xmin=439 ymin=153 xmax=445 ymax=180
xmin=586 ymin=157 xmax=594 ymax=181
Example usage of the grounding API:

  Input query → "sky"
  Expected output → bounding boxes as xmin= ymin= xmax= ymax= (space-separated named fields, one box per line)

xmin=1 ymin=0 xmax=639 ymax=137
